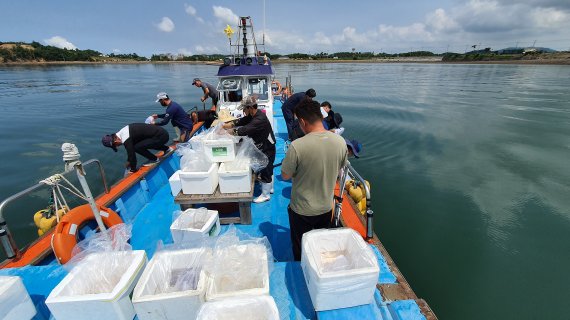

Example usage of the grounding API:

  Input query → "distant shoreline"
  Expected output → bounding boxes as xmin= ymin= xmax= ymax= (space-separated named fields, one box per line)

xmin=2 ymin=57 xmax=570 ymax=66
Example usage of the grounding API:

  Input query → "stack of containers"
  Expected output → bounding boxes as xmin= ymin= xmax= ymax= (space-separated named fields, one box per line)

xmin=301 ymin=228 xmax=380 ymax=311
xmin=45 ymin=250 xmax=147 ymax=320
xmin=0 ymin=276 xmax=37 ymax=320
xmin=132 ymin=248 xmax=212 ymax=320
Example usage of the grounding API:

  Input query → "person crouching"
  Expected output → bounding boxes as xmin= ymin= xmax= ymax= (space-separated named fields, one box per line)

xmin=223 ymin=96 xmax=276 ymax=203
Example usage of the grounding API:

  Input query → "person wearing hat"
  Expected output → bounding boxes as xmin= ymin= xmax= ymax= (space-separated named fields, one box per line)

xmin=222 ymin=96 xmax=276 ymax=203
xmin=281 ymin=88 xmax=316 ymax=141
xmin=345 ymin=139 xmax=362 ymax=158
xmin=101 ymin=123 xmax=172 ymax=173
xmin=192 ymin=78 xmax=219 ymax=109
xmin=281 ymin=98 xmax=347 ymax=261
xmin=152 ymin=92 xmax=194 ymax=142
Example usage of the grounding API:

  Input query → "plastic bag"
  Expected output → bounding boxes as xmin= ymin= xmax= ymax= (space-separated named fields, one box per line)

xmin=227 ymin=137 xmax=268 ymax=173
xmin=205 ymin=225 xmax=274 ymax=300
xmin=134 ymin=242 xmax=213 ymax=296
xmin=177 ymin=145 xmax=212 ymax=172
xmin=196 ymin=296 xmax=280 ymax=320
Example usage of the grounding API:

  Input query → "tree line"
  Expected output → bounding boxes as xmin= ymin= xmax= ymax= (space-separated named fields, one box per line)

xmin=0 ymin=42 xmax=147 ymax=62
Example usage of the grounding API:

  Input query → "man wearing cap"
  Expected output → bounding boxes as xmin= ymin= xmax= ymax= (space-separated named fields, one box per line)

xmin=101 ymin=123 xmax=171 ymax=173
xmin=281 ymin=88 xmax=316 ymax=141
xmin=192 ymin=78 xmax=219 ymax=109
xmin=223 ymin=96 xmax=276 ymax=203
xmin=281 ymin=99 xmax=347 ymax=261
xmin=152 ymin=92 xmax=194 ymax=142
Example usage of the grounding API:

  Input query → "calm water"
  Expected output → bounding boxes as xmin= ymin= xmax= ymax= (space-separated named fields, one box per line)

xmin=1 ymin=63 xmax=569 ymax=319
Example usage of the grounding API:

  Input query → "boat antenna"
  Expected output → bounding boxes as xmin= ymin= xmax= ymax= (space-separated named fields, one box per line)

xmin=263 ymin=0 xmax=266 ymax=45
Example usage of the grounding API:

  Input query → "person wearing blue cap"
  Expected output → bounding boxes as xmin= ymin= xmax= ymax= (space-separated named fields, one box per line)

xmin=345 ymin=139 xmax=362 ymax=158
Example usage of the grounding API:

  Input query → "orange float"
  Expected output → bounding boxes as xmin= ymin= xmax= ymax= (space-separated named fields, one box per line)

xmin=51 ymin=204 xmax=123 ymax=264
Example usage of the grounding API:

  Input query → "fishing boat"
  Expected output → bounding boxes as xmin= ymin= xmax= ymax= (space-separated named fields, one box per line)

xmin=0 ymin=16 xmax=437 ymax=320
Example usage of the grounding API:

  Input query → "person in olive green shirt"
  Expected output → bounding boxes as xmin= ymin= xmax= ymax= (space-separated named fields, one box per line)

xmin=281 ymin=99 xmax=348 ymax=261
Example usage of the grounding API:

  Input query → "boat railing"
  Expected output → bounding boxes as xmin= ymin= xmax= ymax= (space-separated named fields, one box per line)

xmin=334 ymin=161 xmax=374 ymax=241
xmin=0 ymin=159 xmax=109 ymax=260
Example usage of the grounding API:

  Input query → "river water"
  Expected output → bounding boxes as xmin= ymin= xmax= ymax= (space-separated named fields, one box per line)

xmin=1 ymin=63 xmax=569 ymax=319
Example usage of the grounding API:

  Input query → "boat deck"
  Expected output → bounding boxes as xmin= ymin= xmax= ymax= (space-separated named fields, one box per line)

xmin=0 ymin=100 xmax=428 ymax=320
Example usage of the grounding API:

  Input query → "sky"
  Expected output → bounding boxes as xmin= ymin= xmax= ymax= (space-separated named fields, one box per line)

xmin=1 ymin=0 xmax=569 ymax=57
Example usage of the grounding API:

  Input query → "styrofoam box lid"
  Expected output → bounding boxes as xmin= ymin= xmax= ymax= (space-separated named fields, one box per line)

xmin=196 ymin=296 xmax=279 ymax=320
xmin=218 ymin=162 xmax=251 ymax=176
xmin=171 ymin=209 xmax=219 ymax=232
xmin=46 ymin=250 xmax=147 ymax=302
xmin=302 ymin=228 xmax=379 ymax=278
xmin=179 ymin=163 xmax=218 ymax=176
xmin=169 ymin=170 xmax=181 ymax=181
xmin=203 ymin=139 xmax=235 ymax=146
xmin=133 ymin=248 xmax=212 ymax=302
xmin=0 ymin=276 xmax=34 ymax=314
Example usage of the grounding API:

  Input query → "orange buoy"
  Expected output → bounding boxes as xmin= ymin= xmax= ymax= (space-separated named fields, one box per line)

xmin=51 ymin=204 xmax=123 ymax=264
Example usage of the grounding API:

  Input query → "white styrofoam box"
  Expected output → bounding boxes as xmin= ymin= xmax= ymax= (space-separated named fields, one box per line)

xmin=132 ymin=248 xmax=212 ymax=320
xmin=196 ymin=296 xmax=279 ymax=320
xmin=169 ymin=170 xmax=182 ymax=196
xmin=218 ymin=162 xmax=252 ymax=194
xmin=0 ymin=276 xmax=37 ymax=320
xmin=205 ymin=243 xmax=269 ymax=301
xmin=170 ymin=208 xmax=221 ymax=243
xmin=203 ymin=139 xmax=236 ymax=162
xmin=46 ymin=250 xmax=147 ymax=320
xmin=179 ymin=163 xmax=219 ymax=195
xmin=301 ymin=228 xmax=380 ymax=311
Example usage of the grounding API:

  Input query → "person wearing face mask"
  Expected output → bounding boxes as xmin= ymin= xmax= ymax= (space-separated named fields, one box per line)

xmin=222 ymin=95 xmax=276 ymax=203
xmin=152 ymin=92 xmax=194 ymax=142
xmin=280 ymin=98 xmax=348 ymax=261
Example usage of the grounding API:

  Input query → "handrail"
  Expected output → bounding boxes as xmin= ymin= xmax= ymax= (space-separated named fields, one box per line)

xmin=0 ymin=158 xmax=108 ymax=259
xmin=335 ymin=161 xmax=374 ymax=240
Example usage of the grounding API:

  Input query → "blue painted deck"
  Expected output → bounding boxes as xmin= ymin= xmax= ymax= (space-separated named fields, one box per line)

xmin=0 ymin=99 xmax=426 ymax=320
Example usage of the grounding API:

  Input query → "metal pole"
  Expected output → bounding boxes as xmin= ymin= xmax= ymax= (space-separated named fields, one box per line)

xmin=74 ymin=164 xmax=107 ymax=232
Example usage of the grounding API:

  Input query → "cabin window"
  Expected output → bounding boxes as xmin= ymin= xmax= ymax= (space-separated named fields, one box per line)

xmin=224 ymin=90 xmax=242 ymax=102
xmin=217 ymin=78 xmax=241 ymax=91
xmin=247 ymin=78 xmax=268 ymax=101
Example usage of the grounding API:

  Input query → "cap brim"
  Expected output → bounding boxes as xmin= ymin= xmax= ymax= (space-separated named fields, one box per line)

xmin=345 ymin=140 xmax=360 ymax=158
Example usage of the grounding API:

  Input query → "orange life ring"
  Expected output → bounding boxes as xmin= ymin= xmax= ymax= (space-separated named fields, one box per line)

xmin=51 ymin=204 xmax=123 ymax=264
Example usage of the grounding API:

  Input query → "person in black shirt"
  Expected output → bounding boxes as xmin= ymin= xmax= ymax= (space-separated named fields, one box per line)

xmin=101 ymin=123 xmax=171 ymax=172
xmin=223 ymin=96 xmax=276 ymax=203
xmin=281 ymin=88 xmax=316 ymax=141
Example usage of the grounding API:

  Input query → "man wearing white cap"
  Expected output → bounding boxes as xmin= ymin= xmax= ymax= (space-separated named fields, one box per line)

xmin=152 ymin=92 xmax=194 ymax=142
xmin=223 ymin=96 xmax=276 ymax=203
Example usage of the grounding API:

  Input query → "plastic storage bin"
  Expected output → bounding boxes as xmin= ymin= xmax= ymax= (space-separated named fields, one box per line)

xmin=45 ymin=250 xmax=147 ymax=320
xmin=196 ymin=296 xmax=279 ymax=320
xmin=169 ymin=170 xmax=182 ymax=196
xmin=205 ymin=243 xmax=269 ymax=301
xmin=203 ymin=139 xmax=236 ymax=162
xmin=301 ymin=228 xmax=379 ymax=311
xmin=170 ymin=208 xmax=221 ymax=243
xmin=179 ymin=163 xmax=219 ymax=195
xmin=218 ymin=162 xmax=252 ymax=194
xmin=0 ymin=276 xmax=37 ymax=320
xmin=132 ymin=248 xmax=211 ymax=320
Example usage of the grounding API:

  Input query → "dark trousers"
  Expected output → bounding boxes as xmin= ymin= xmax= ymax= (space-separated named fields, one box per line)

xmin=288 ymin=206 xmax=332 ymax=261
xmin=134 ymin=131 xmax=169 ymax=161
xmin=281 ymin=105 xmax=294 ymax=141
xmin=259 ymin=147 xmax=276 ymax=183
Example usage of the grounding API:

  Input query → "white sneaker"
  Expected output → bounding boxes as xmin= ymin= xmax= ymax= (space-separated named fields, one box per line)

xmin=253 ymin=194 xmax=270 ymax=203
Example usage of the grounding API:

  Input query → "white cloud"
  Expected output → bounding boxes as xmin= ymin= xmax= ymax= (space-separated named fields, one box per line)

xmin=314 ymin=32 xmax=332 ymax=46
xmin=112 ymin=48 xmax=121 ymax=53
xmin=212 ymin=6 xmax=239 ymax=26
xmin=44 ymin=36 xmax=77 ymax=50
xmin=195 ymin=45 xmax=221 ymax=54
xmin=185 ymin=4 xmax=204 ymax=23
xmin=426 ymin=8 xmax=459 ymax=32
xmin=178 ymin=48 xmax=193 ymax=55
xmin=156 ymin=17 xmax=175 ymax=32
xmin=531 ymin=7 xmax=568 ymax=27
